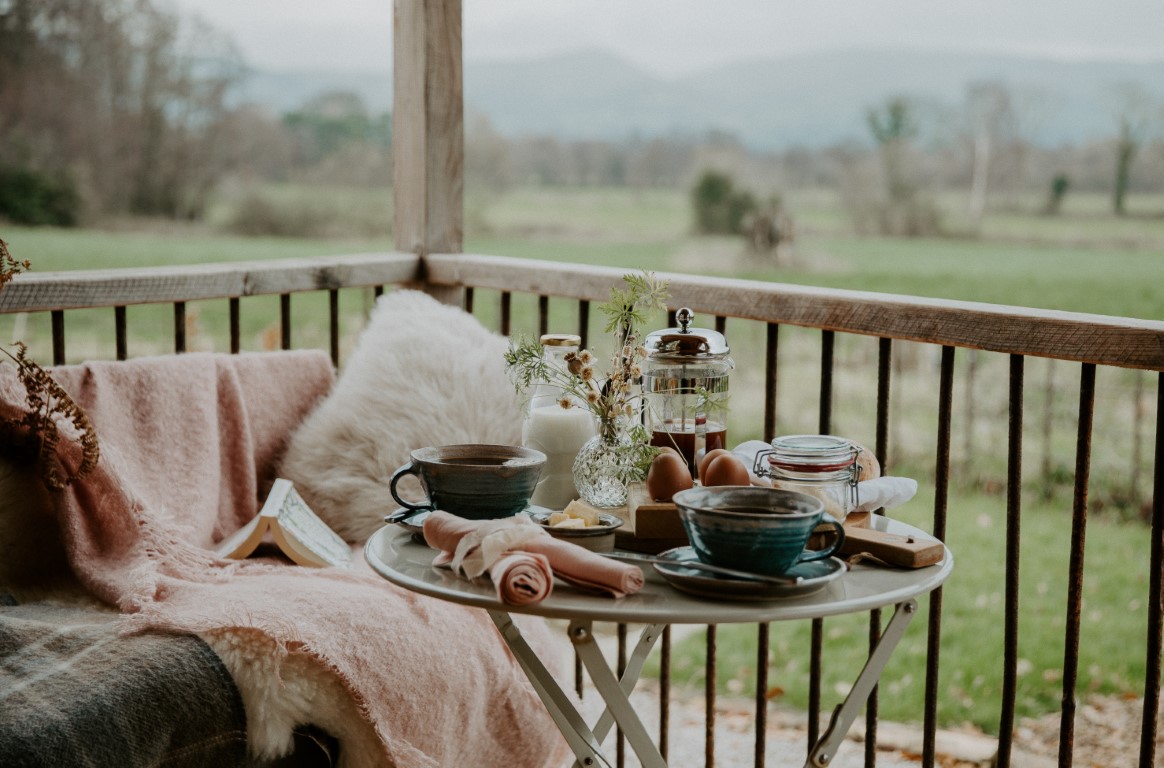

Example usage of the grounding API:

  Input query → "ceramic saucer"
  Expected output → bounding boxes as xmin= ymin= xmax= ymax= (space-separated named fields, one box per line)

xmin=652 ymin=547 xmax=846 ymax=601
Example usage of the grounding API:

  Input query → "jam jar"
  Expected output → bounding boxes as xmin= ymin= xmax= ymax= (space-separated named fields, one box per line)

xmin=753 ymin=434 xmax=862 ymax=520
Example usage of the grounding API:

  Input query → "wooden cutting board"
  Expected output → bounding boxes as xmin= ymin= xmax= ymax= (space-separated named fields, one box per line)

xmin=816 ymin=513 xmax=945 ymax=569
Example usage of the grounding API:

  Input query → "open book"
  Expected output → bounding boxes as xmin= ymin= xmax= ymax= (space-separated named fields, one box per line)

xmin=217 ymin=479 xmax=352 ymax=568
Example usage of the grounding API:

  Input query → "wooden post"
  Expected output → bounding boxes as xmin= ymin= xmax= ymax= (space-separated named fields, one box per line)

xmin=393 ymin=0 xmax=464 ymax=305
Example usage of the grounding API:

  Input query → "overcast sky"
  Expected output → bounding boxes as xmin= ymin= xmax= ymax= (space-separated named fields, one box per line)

xmin=170 ymin=0 xmax=1163 ymax=76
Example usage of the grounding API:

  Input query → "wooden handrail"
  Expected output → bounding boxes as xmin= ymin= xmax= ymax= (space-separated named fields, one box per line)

xmin=425 ymin=253 xmax=1164 ymax=371
xmin=0 ymin=252 xmax=419 ymax=312
xmin=4 ymin=250 xmax=1164 ymax=371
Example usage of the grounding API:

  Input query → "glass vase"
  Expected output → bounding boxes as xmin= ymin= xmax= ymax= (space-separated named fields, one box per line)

xmin=572 ymin=430 xmax=634 ymax=508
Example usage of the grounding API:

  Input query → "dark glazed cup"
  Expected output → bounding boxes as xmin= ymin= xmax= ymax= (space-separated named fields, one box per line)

xmin=389 ymin=444 xmax=546 ymax=520
xmin=672 ymin=486 xmax=845 ymax=576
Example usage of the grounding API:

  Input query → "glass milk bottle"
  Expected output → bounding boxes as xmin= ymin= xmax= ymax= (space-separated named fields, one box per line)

xmin=641 ymin=308 xmax=734 ymax=481
xmin=521 ymin=334 xmax=597 ymax=510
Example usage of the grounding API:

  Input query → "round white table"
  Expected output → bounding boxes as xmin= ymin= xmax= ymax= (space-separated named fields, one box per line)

xmin=366 ymin=516 xmax=953 ymax=768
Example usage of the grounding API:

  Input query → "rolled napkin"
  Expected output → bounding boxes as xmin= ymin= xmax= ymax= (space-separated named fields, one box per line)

xmin=490 ymin=552 xmax=554 ymax=606
xmin=423 ymin=511 xmax=644 ymax=599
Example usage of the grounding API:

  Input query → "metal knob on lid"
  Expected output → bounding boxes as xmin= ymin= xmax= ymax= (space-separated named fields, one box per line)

xmin=642 ymin=308 xmax=730 ymax=361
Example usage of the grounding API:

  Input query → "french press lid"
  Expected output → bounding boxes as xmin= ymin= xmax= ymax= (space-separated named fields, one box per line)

xmin=642 ymin=308 xmax=730 ymax=361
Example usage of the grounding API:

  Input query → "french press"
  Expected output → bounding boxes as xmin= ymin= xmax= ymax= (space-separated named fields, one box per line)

xmin=641 ymin=308 xmax=734 ymax=480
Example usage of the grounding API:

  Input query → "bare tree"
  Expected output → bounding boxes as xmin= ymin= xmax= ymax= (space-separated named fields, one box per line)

xmin=964 ymin=81 xmax=1014 ymax=232
xmin=1110 ymin=82 xmax=1155 ymax=216
xmin=0 ymin=0 xmax=242 ymax=219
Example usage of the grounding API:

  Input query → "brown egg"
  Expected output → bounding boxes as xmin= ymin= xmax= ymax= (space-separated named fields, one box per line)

xmin=701 ymin=453 xmax=751 ymax=487
xmin=646 ymin=451 xmax=693 ymax=502
xmin=697 ymin=448 xmax=731 ymax=482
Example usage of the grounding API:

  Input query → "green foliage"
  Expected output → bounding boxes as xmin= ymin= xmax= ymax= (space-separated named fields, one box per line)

xmin=866 ymin=97 xmax=918 ymax=145
xmin=0 ymin=168 xmax=79 ymax=227
xmin=1044 ymin=174 xmax=1070 ymax=215
xmin=283 ymin=92 xmax=391 ymax=165
xmin=691 ymin=171 xmax=756 ymax=235
xmin=600 ymin=271 xmax=669 ymax=335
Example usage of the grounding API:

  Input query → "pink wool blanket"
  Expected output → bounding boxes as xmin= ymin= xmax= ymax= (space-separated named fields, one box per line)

xmin=0 ymin=351 xmax=568 ymax=768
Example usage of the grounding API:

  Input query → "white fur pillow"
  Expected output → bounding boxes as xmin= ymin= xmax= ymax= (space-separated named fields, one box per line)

xmin=279 ymin=290 xmax=522 ymax=542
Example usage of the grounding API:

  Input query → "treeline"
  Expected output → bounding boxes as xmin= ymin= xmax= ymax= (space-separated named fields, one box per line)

xmin=0 ymin=0 xmax=242 ymax=222
xmin=0 ymin=0 xmax=392 ymax=226
xmin=466 ymin=93 xmax=1164 ymax=235
xmin=2 ymin=0 xmax=1160 ymax=233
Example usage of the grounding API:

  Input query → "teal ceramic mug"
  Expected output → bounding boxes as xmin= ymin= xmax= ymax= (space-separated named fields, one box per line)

xmin=389 ymin=444 xmax=546 ymax=521
xmin=672 ymin=486 xmax=845 ymax=576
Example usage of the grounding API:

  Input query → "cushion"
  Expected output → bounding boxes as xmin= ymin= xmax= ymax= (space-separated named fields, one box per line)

xmin=279 ymin=289 xmax=523 ymax=541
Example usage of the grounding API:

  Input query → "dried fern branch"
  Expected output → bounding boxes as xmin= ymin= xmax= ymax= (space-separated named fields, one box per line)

xmin=0 ymin=342 xmax=100 ymax=490
xmin=0 ymin=237 xmax=30 ymax=291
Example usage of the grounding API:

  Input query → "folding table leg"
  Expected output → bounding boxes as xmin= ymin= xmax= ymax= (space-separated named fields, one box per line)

xmin=805 ymin=600 xmax=918 ymax=768
xmin=570 ymin=619 xmax=668 ymax=768
xmin=488 ymin=610 xmax=613 ymax=768
xmin=586 ymin=623 xmax=665 ymax=745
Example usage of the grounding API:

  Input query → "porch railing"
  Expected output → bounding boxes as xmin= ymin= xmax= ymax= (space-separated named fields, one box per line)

xmin=1 ymin=250 xmax=1161 ymax=768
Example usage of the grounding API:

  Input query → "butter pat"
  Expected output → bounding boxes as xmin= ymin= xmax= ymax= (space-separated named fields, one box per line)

xmin=562 ymin=499 xmax=602 ymax=526
xmin=551 ymin=517 xmax=587 ymax=529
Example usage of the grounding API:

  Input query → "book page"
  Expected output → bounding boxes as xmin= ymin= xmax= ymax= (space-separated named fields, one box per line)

xmin=216 ymin=513 xmax=270 ymax=560
xmin=274 ymin=483 xmax=352 ymax=568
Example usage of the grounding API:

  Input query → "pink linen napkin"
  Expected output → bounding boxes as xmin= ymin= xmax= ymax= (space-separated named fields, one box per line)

xmin=490 ymin=552 xmax=553 ymax=606
xmin=423 ymin=511 xmax=644 ymax=599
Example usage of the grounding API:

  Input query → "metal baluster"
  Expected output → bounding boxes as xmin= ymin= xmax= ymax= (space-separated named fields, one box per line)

xmin=1139 ymin=373 xmax=1164 ymax=768
xmin=809 ymin=330 xmax=835 ymax=751
xmin=51 ymin=310 xmax=64 ymax=365
xmin=1059 ymin=363 xmax=1095 ymax=767
xmin=922 ymin=346 xmax=955 ymax=768
xmin=280 ymin=294 xmax=291 ymax=350
xmin=329 ymin=289 xmax=340 ymax=367
xmin=538 ymin=295 xmax=549 ymax=337
xmin=764 ymin=323 xmax=779 ymax=442
xmin=463 ymin=286 xmax=473 ymax=314
xmin=996 ymin=354 xmax=1025 ymax=768
xmin=864 ymin=337 xmax=893 ymax=767
xmin=618 ymin=623 xmax=628 ymax=768
xmin=500 ymin=291 xmax=511 ymax=337
xmin=578 ymin=300 xmax=590 ymax=351
xmin=229 ymin=298 xmax=240 ymax=354
xmin=114 ymin=306 xmax=127 ymax=361
xmin=755 ymin=622 xmax=769 ymax=768
xmin=706 ymin=625 xmax=717 ymax=767
xmin=174 ymin=302 xmax=186 ymax=354
xmin=660 ymin=625 xmax=671 ymax=762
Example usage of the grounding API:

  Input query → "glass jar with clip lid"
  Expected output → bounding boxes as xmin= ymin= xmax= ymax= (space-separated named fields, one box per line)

xmin=753 ymin=434 xmax=862 ymax=521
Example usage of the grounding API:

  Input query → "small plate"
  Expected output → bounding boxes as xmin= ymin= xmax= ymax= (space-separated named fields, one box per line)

xmin=529 ymin=511 xmax=624 ymax=552
xmin=652 ymin=547 xmax=846 ymax=601
xmin=386 ymin=505 xmax=554 ymax=537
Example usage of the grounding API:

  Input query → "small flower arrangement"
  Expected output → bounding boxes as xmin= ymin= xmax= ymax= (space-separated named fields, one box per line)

xmin=505 ymin=271 xmax=669 ymax=479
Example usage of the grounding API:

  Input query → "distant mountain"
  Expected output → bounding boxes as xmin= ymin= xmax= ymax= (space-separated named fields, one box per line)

xmin=236 ymin=47 xmax=1164 ymax=150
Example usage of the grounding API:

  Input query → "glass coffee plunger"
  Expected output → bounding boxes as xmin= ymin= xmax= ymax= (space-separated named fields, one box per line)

xmin=641 ymin=308 xmax=734 ymax=481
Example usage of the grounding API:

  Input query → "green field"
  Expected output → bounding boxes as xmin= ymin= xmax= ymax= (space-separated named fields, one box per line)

xmin=2 ymin=185 xmax=1162 ymax=733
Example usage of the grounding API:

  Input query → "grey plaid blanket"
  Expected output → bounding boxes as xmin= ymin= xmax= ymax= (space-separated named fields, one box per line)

xmin=0 ymin=594 xmax=248 ymax=768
